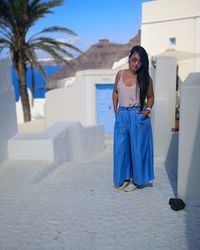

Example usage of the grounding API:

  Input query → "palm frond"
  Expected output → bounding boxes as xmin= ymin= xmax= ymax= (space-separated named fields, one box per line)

xmin=33 ymin=42 xmax=75 ymax=59
xmin=30 ymin=36 xmax=83 ymax=54
xmin=24 ymin=47 xmax=48 ymax=80
xmin=38 ymin=0 xmax=64 ymax=9
xmin=29 ymin=26 xmax=78 ymax=41
xmin=27 ymin=0 xmax=64 ymax=23
xmin=0 ymin=28 xmax=12 ymax=40
xmin=35 ymin=44 xmax=72 ymax=66
xmin=0 ymin=38 xmax=11 ymax=45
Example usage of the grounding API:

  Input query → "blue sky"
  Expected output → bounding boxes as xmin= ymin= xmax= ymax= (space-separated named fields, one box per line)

xmin=32 ymin=0 xmax=153 ymax=57
xmin=0 ymin=0 xmax=153 ymax=59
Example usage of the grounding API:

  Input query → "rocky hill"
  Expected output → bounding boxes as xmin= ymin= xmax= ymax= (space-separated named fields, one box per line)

xmin=47 ymin=30 xmax=140 ymax=89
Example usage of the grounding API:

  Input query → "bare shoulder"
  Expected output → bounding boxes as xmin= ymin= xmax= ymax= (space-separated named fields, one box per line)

xmin=115 ymin=70 xmax=123 ymax=83
xmin=116 ymin=70 xmax=123 ymax=78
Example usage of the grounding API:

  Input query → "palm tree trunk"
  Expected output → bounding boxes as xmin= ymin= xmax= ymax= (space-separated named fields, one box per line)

xmin=31 ymin=63 xmax=35 ymax=107
xmin=20 ymin=83 xmax=31 ymax=122
xmin=16 ymin=56 xmax=31 ymax=122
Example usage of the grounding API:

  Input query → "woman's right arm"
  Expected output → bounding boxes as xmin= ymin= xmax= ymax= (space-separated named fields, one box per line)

xmin=112 ymin=71 xmax=121 ymax=115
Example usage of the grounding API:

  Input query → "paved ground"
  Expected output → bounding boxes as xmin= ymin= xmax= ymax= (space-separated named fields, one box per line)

xmin=0 ymin=140 xmax=200 ymax=250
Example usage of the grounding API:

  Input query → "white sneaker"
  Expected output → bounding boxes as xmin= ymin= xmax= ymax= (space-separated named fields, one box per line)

xmin=115 ymin=181 xmax=129 ymax=191
xmin=124 ymin=183 xmax=137 ymax=192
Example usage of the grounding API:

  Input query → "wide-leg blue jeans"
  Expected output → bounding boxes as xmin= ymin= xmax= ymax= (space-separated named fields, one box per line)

xmin=113 ymin=106 xmax=154 ymax=186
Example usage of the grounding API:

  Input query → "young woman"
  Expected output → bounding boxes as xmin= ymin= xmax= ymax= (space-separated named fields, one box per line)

xmin=113 ymin=45 xmax=154 ymax=192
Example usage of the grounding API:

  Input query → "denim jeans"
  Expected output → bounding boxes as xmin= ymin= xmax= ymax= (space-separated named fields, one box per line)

xmin=113 ymin=106 xmax=154 ymax=186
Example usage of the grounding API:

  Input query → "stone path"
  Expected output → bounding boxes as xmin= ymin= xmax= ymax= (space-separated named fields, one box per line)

xmin=0 ymin=142 xmax=200 ymax=250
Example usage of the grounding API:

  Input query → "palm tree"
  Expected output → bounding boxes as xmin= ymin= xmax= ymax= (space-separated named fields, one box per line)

xmin=0 ymin=0 xmax=81 ymax=122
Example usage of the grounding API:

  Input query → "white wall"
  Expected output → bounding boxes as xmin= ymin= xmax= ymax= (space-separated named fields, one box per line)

xmin=16 ymin=98 xmax=45 ymax=124
xmin=151 ymin=56 xmax=177 ymax=161
xmin=45 ymin=72 xmax=86 ymax=128
xmin=178 ymin=73 xmax=200 ymax=206
xmin=142 ymin=0 xmax=200 ymax=23
xmin=195 ymin=17 xmax=200 ymax=72
xmin=0 ymin=58 xmax=17 ymax=163
xmin=45 ymin=69 xmax=117 ymax=128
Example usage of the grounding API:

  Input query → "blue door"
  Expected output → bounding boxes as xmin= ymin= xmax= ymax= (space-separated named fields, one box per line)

xmin=96 ymin=84 xmax=115 ymax=133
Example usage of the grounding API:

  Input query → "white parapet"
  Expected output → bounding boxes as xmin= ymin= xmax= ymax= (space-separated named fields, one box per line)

xmin=8 ymin=121 xmax=104 ymax=164
xmin=16 ymin=96 xmax=45 ymax=124
xmin=151 ymin=56 xmax=177 ymax=162
xmin=178 ymin=73 xmax=200 ymax=206
xmin=0 ymin=58 xmax=17 ymax=163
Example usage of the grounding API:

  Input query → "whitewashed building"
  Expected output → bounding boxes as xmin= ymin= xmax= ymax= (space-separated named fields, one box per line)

xmin=45 ymin=69 xmax=118 ymax=134
xmin=141 ymin=0 xmax=200 ymax=80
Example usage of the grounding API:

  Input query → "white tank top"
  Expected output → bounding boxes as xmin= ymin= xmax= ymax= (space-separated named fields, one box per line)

xmin=117 ymin=71 xmax=140 ymax=107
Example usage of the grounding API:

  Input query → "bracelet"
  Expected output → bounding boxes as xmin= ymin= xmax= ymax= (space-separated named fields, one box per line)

xmin=146 ymin=107 xmax=151 ymax=112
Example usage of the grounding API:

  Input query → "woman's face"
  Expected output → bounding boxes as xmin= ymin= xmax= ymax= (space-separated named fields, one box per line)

xmin=129 ymin=52 xmax=142 ymax=73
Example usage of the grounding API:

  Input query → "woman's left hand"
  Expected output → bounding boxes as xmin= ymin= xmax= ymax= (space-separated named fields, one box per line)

xmin=140 ymin=110 xmax=150 ymax=117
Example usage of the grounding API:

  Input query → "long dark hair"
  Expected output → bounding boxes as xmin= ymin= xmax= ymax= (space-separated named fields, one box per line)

xmin=129 ymin=45 xmax=150 ymax=111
